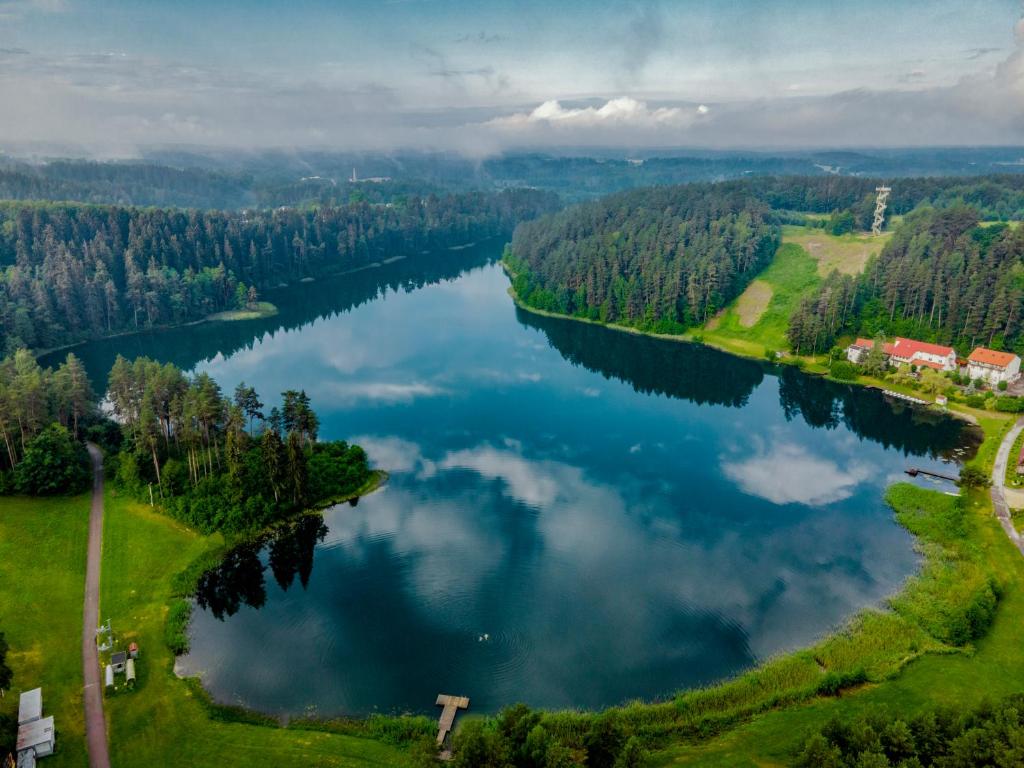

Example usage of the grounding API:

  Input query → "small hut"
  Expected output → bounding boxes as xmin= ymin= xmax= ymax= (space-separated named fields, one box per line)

xmin=110 ymin=651 xmax=127 ymax=674
xmin=125 ymin=659 xmax=136 ymax=688
xmin=105 ymin=665 xmax=114 ymax=689
xmin=128 ymin=642 xmax=139 ymax=659
xmin=18 ymin=689 xmax=42 ymax=725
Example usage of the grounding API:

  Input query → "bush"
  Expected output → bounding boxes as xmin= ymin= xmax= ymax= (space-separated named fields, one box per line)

xmin=965 ymin=393 xmax=987 ymax=408
xmin=999 ymin=380 xmax=1009 ymax=391
xmin=830 ymin=360 xmax=859 ymax=381
xmin=994 ymin=396 xmax=1024 ymax=412
xmin=14 ymin=424 xmax=90 ymax=495
xmin=816 ymin=668 xmax=868 ymax=696
xmin=958 ymin=465 xmax=990 ymax=488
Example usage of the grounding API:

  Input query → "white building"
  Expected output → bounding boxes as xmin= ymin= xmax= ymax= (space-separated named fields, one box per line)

xmin=846 ymin=336 xmax=957 ymax=372
xmin=967 ymin=348 xmax=1021 ymax=386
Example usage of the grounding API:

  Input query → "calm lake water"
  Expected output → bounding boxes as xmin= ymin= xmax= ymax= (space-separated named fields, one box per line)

xmin=48 ymin=246 xmax=979 ymax=717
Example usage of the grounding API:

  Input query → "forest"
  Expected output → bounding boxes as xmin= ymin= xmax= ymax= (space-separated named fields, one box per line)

xmin=108 ymin=356 xmax=370 ymax=533
xmin=787 ymin=207 xmax=1024 ymax=355
xmin=0 ymin=349 xmax=373 ymax=534
xmin=0 ymin=188 xmax=558 ymax=353
xmin=0 ymin=350 xmax=96 ymax=494
xmin=796 ymin=694 xmax=1024 ymax=767
xmin=505 ymin=184 xmax=780 ymax=332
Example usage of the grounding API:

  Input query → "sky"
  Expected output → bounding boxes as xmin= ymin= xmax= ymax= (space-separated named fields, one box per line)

xmin=1 ymin=0 xmax=1023 ymax=155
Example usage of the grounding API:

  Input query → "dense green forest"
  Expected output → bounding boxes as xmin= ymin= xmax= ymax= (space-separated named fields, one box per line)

xmin=506 ymin=184 xmax=780 ymax=331
xmin=108 ymin=356 xmax=369 ymax=533
xmin=0 ymin=350 xmax=96 ymax=494
xmin=796 ymin=694 xmax=1024 ymax=767
xmin=788 ymin=208 xmax=1024 ymax=355
xmin=0 ymin=189 xmax=557 ymax=353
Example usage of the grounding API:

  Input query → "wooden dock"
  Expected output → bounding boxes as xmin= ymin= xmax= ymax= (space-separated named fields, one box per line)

xmin=436 ymin=694 xmax=470 ymax=754
xmin=906 ymin=467 xmax=959 ymax=483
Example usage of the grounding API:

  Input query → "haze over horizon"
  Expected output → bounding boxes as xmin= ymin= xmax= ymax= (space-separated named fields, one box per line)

xmin=1 ymin=0 xmax=1024 ymax=156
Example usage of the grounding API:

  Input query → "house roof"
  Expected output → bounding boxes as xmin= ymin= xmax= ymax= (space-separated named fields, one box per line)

xmin=111 ymin=651 xmax=127 ymax=664
xmin=913 ymin=359 xmax=945 ymax=371
xmin=17 ymin=716 xmax=54 ymax=751
xmin=852 ymin=338 xmax=874 ymax=348
xmin=889 ymin=337 xmax=955 ymax=359
xmin=18 ymin=688 xmax=42 ymax=725
xmin=968 ymin=347 xmax=1019 ymax=369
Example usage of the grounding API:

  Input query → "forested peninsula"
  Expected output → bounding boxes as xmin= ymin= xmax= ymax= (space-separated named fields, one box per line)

xmin=0 ymin=188 xmax=558 ymax=353
xmin=505 ymin=185 xmax=780 ymax=332
xmin=507 ymin=176 xmax=1024 ymax=355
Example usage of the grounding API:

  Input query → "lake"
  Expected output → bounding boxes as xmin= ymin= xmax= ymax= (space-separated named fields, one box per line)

xmin=47 ymin=245 xmax=979 ymax=717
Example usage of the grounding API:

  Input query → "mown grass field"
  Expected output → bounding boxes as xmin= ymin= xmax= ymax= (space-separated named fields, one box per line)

xmin=699 ymin=240 xmax=820 ymax=357
xmin=700 ymin=226 xmax=888 ymax=360
xmin=0 ymin=494 xmax=90 ymax=768
xmin=99 ymin=489 xmax=413 ymax=768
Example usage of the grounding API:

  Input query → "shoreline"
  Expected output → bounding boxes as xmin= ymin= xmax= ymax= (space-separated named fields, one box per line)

xmin=503 ymin=265 xmax=986 ymax=428
xmin=163 ymin=290 xmax=1006 ymax=736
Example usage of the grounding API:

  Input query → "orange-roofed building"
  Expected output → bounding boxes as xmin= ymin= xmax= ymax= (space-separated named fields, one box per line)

xmin=967 ymin=347 xmax=1021 ymax=385
xmin=845 ymin=336 xmax=957 ymax=372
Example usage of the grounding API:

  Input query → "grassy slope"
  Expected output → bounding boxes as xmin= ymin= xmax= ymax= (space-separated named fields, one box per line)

xmin=0 ymin=494 xmax=90 ymax=768
xmin=99 ymin=489 xmax=411 ymax=768
xmin=699 ymin=226 xmax=888 ymax=359
xmin=651 ymin=415 xmax=1022 ymax=767
xmin=699 ymin=241 xmax=819 ymax=357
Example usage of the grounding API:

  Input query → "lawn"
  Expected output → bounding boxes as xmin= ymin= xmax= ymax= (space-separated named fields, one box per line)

xmin=700 ymin=239 xmax=820 ymax=357
xmin=785 ymin=227 xmax=891 ymax=277
xmin=0 ymin=494 xmax=90 ymax=768
xmin=700 ymin=226 xmax=889 ymax=360
xmin=99 ymin=489 xmax=413 ymax=767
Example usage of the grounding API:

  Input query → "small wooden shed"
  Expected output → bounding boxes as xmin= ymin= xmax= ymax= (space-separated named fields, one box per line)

xmin=125 ymin=659 xmax=136 ymax=688
xmin=105 ymin=665 xmax=114 ymax=689
xmin=18 ymin=688 xmax=42 ymax=725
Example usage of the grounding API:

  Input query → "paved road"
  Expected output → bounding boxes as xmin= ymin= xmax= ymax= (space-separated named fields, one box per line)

xmin=989 ymin=419 xmax=1024 ymax=558
xmin=83 ymin=444 xmax=111 ymax=768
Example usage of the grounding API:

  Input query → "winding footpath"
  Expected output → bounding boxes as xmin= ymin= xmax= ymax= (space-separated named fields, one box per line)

xmin=83 ymin=444 xmax=111 ymax=768
xmin=990 ymin=419 xmax=1024 ymax=558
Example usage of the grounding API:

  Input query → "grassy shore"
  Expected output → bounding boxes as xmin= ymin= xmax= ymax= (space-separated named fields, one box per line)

xmin=0 ymin=495 xmax=90 ymax=768
xmin=206 ymin=301 xmax=278 ymax=322
xmin=99 ymin=489 xmax=413 ymax=767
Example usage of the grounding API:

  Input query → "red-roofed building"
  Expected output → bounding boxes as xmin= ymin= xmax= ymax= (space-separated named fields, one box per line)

xmin=845 ymin=336 xmax=957 ymax=372
xmin=967 ymin=347 xmax=1021 ymax=385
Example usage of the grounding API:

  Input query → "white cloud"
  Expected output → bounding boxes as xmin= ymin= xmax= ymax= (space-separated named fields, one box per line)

xmin=721 ymin=440 xmax=874 ymax=507
xmin=350 ymin=434 xmax=437 ymax=478
xmin=486 ymin=97 xmax=705 ymax=132
xmin=321 ymin=381 xmax=447 ymax=404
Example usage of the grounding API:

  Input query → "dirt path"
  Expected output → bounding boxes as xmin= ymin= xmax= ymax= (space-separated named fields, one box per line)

xmin=83 ymin=444 xmax=111 ymax=768
xmin=989 ymin=420 xmax=1024 ymax=558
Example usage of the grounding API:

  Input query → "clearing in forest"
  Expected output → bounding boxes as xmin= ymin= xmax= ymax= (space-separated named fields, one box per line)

xmin=785 ymin=228 xmax=890 ymax=277
xmin=732 ymin=280 xmax=773 ymax=328
xmin=699 ymin=240 xmax=819 ymax=356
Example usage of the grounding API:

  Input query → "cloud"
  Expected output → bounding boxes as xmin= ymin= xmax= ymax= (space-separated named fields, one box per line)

xmin=721 ymin=440 xmax=874 ymax=507
xmin=486 ymin=97 xmax=705 ymax=133
xmin=620 ymin=2 xmax=665 ymax=78
xmin=455 ymin=31 xmax=505 ymax=45
xmin=351 ymin=434 xmax=437 ymax=478
xmin=321 ymin=381 xmax=447 ymax=404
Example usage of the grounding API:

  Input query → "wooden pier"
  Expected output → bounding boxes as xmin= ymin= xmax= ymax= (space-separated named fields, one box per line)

xmin=436 ymin=694 xmax=470 ymax=756
xmin=906 ymin=467 xmax=959 ymax=483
